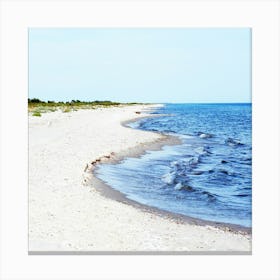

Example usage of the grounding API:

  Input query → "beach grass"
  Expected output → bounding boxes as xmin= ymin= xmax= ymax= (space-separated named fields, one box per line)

xmin=28 ymin=98 xmax=145 ymax=115
xmin=32 ymin=111 xmax=42 ymax=117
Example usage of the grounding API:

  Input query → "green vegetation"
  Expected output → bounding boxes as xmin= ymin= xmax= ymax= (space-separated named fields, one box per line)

xmin=32 ymin=111 xmax=41 ymax=117
xmin=63 ymin=107 xmax=71 ymax=113
xmin=28 ymin=98 xmax=144 ymax=115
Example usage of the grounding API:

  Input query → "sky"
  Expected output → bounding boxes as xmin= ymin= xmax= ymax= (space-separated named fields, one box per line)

xmin=29 ymin=28 xmax=251 ymax=103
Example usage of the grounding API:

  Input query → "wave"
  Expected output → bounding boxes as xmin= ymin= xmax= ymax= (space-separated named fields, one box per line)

xmin=239 ymin=187 xmax=251 ymax=190
xmin=162 ymin=171 xmax=177 ymax=185
xmin=225 ymin=137 xmax=244 ymax=147
xmin=174 ymin=183 xmax=194 ymax=191
xmin=194 ymin=146 xmax=211 ymax=155
xmin=234 ymin=194 xmax=250 ymax=197
xmin=172 ymin=182 xmax=218 ymax=202
xmin=207 ymin=167 xmax=236 ymax=177
xmin=191 ymin=170 xmax=205 ymax=175
xmin=97 ymin=103 xmax=252 ymax=227
xmin=195 ymin=131 xmax=213 ymax=139
xmin=188 ymin=156 xmax=200 ymax=166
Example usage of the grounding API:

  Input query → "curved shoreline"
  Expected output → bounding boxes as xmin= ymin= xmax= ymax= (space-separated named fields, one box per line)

xmin=90 ymin=111 xmax=252 ymax=235
xmin=29 ymin=104 xmax=251 ymax=252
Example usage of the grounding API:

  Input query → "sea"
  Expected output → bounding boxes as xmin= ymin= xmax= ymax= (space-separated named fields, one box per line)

xmin=96 ymin=103 xmax=252 ymax=228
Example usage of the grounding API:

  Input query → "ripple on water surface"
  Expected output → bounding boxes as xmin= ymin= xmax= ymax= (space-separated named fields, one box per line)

xmin=96 ymin=104 xmax=252 ymax=227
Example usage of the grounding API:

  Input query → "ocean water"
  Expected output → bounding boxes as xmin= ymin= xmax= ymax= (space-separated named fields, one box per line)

xmin=96 ymin=104 xmax=252 ymax=227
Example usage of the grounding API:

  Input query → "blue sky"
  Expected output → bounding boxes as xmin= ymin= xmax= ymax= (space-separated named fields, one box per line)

xmin=29 ymin=28 xmax=251 ymax=103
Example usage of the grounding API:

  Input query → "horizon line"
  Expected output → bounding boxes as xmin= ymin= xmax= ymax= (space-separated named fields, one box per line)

xmin=28 ymin=98 xmax=252 ymax=104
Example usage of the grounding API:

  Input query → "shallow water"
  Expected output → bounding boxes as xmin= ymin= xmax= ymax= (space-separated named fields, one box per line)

xmin=96 ymin=104 xmax=252 ymax=227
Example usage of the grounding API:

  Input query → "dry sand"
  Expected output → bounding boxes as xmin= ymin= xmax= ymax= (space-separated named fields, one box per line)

xmin=28 ymin=104 xmax=251 ymax=253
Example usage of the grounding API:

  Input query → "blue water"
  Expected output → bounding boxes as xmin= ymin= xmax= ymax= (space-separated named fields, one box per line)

xmin=96 ymin=104 xmax=252 ymax=227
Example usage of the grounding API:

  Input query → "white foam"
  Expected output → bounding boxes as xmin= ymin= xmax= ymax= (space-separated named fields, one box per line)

xmin=199 ymin=133 xmax=212 ymax=139
xmin=189 ymin=156 xmax=200 ymax=165
xmin=170 ymin=160 xmax=179 ymax=167
xmin=161 ymin=172 xmax=176 ymax=185
xmin=194 ymin=146 xmax=206 ymax=155
xmin=174 ymin=182 xmax=183 ymax=190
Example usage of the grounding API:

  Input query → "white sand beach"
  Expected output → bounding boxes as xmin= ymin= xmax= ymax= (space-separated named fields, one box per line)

xmin=29 ymin=104 xmax=251 ymax=252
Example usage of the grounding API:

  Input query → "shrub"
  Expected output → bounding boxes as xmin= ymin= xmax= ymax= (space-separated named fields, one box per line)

xmin=32 ymin=111 xmax=41 ymax=117
xmin=63 ymin=107 xmax=71 ymax=113
xmin=29 ymin=98 xmax=44 ymax=103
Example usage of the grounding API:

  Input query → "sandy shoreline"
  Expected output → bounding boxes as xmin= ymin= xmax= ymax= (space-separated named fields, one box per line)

xmin=92 ymin=176 xmax=251 ymax=235
xmin=29 ymin=104 xmax=251 ymax=253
